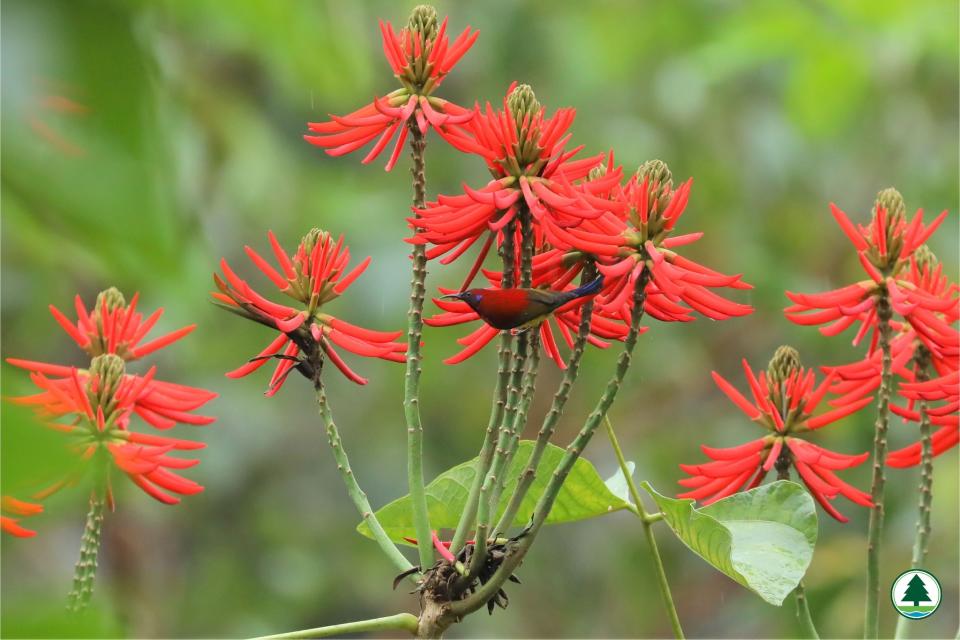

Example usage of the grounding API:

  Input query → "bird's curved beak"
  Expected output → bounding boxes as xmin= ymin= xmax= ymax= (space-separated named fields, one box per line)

xmin=439 ymin=293 xmax=464 ymax=301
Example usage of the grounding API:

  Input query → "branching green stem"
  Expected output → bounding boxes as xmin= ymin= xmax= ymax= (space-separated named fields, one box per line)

xmin=450 ymin=329 xmax=512 ymax=555
xmin=451 ymin=269 xmax=650 ymax=617
xmin=67 ymin=492 xmax=106 ymax=613
xmin=487 ymin=208 xmax=538 ymax=526
xmin=405 ymin=123 xmax=433 ymax=572
xmin=494 ymin=262 xmax=598 ymax=537
xmin=895 ymin=346 xmax=934 ymax=640
xmin=795 ymin=582 xmax=820 ymax=639
xmin=450 ymin=223 xmax=518 ymax=555
xmin=252 ymin=612 xmax=420 ymax=639
xmin=865 ymin=290 xmax=894 ymax=639
xmin=604 ymin=415 xmax=684 ymax=639
xmin=315 ymin=383 xmax=414 ymax=577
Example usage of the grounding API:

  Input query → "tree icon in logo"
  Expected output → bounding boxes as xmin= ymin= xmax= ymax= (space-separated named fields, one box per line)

xmin=902 ymin=574 xmax=931 ymax=607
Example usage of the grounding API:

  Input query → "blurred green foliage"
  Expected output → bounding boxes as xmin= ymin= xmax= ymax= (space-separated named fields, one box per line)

xmin=2 ymin=0 xmax=957 ymax=638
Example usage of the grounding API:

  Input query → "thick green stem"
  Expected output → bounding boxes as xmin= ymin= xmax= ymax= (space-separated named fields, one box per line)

xmin=315 ymin=383 xmax=414 ymax=577
xmin=494 ymin=262 xmax=598 ymax=536
xmin=451 ymin=269 xmax=650 ymax=617
xmin=449 ymin=221 xmax=519 ymax=555
xmin=865 ymin=290 xmax=894 ymax=640
xmin=487 ymin=208 xmax=537 ymax=525
xmin=895 ymin=348 xmax=934 ymax=640
xmin=67 ymin=493 xmax=106 ymax=613
xmin=795 ymin=582 xmax=820 ymax=639
xmin=450 ymin=341 xmax=510 ymax=557
xmin=604 ymin=416 xmax=684 ymax=639
xmin=481 ymin=330 xmax=528 ymax=526
xmin=405 ymin=123 xmax=433 ymax=572
xmin=253 ymin=612 xmax=420 ymax=639
xmin=450 ymin=330 xmax=512 ymax=556
xmin=491 ymin=332 xmax=541 ymax=536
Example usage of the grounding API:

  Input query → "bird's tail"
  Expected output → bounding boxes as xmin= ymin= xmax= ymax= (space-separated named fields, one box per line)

xmin=565 ymin=275 xmax=604 ymax=301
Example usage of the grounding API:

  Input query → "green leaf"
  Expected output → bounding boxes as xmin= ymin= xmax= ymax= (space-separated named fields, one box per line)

xmin=604 ymin=461 xmax=636 ymax=506
xmin=643 ymin=480 xmax=817 ymax=606
xmin=358 ymin=440 xmax=631 ymax=544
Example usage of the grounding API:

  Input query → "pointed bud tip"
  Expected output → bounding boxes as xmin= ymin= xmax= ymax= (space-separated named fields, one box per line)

xmin=407 ymin=5 xmax=439 ymax=40
xmin=767 ymin=345 xmax=801 ymax=387
xmin=874 ymin=187 xmax=905 ymax=221
xmin=95 ymin=287 xmax=127 ymax=313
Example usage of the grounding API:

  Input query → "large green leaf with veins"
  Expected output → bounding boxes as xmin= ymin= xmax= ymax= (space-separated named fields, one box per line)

xmin=644 ymin=480 xmax=817 ymax=606
xmin=358 ymin=440 xmax=634 ymax=544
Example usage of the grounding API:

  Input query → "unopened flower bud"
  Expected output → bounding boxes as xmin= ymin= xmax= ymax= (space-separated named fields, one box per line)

xmin=588 ymin=163 xmax=608 ymax=182
xmin=507 ymin=84 xmax=541 ymax=127
xmin=869 ymin=187 xmax=908 ymax=270
xmin=301 ymin=228 xmax=330 ymax=257
xmin=767 ymin=345 xmax=801 ymax=388
xmin=95 ymin=287 xmax=126 ymax=314
xmin=875 ymin=187 xmax=905 ymax=223
xmin=89 ymin=353 xmax=126 ymax=400
xmin=913 ymin=244 xmax=939 ymax=272
xmin=408 ymin=5 xmax=439 ymax=41
xmin=636 ymin=159 xmax=673 ymax=218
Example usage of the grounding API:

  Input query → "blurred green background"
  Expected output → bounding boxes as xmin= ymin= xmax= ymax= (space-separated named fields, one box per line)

xmin=2 ymin=0 xmax=958 ymax=637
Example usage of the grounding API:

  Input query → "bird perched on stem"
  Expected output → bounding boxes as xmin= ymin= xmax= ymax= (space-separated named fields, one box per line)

xmin=441 ymin=276 xmax=604 ymax=331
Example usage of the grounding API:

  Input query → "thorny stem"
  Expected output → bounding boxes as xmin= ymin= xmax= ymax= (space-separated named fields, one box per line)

xmin=452 ymin=268 xmax=651 ymax=618
xmin=604 ymin=416 xmax=684 ymax=639
xmin=492 ymin=331 xmax=541 ymax=536
xmin=405 ymin=122 xmax=433 ymax=573
xmin=865 ymin=289 xmax=894 ymax=640
xmin=450 ymin=329 xmax=512 ymax=555
xmin=494 ymin=262 xmax=598 ymax=537
xmin=315 ymin=383 xmax=414 ymax=577
xmin=461 ymin=221 xmax=517 ymax=559
xmin=894 ymin=347 xmax=934 ymax=640
xmin=67 ymin=492 xmax=106 ymax=613
xmin=487 ymin=208 xmax=538 ymax=526
xmin=252 ymin=612 xmax=420 ymax=639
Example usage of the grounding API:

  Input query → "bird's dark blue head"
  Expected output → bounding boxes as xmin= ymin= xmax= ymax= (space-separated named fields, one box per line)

xmin=441 ymin=289 xmax=485 ymax=310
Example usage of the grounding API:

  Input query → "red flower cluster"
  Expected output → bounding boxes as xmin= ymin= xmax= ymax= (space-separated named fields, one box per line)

xmin=48 ymin=287 xmax=196 ymax=361
xmin=559 ymin=167 xmax=754 ymax=325
xmin=411 ymin=84 xmax=619 ymax=291
xmin=679 ymin=349 xmax=872 ymax=521
xmin=304 ymin=6 xmax=479 ymax=170
xmin=786 ymin=192 xmax=958 ymax=468
xmin=785 ymin=198 xmax=953 ymax=357
xmin=5 ymin=290 xmax=215 ymax=530
xmin=887 ymin=371 xmax=959 ymax=466
xmin=213 ymin=228 xmax=405 ymax=391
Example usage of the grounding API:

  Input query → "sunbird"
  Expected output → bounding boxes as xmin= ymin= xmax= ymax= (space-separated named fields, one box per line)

xmin=441 ymin=276 xmax=604 ymax=331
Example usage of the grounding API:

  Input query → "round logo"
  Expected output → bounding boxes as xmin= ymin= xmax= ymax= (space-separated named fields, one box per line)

xmin=891 ymin=570 xmax=942 ymax=620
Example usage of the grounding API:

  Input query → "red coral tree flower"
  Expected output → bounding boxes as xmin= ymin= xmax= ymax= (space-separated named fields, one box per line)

xmin=679 ymin=347 xmax=873 ymax=522
xmin=549 ymin=159 xmax=754 ymax=325
xmin=47 ymin=287 xmax=196 ymax=361
xmin=9 ymin=355 xmax=211 ymax=506
xmin=785 ymin=189 xmax=953 ymax=356
xmin=1 ymin=497 xmax=44 ymax=538
xmin=411 ymin=83 xmax=621 ymax=290
xmin=213 ymin=228 xmax=405 ymax=391
xmin=887 ymin=370 xmax=959 ymax=467
xmin=826 ymin=247 xmax=958 ymax=409
xmin=7 ymin=358 xmax=217 ymax=431
xmin=304 ymin=5 xmax=479 ymax=170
